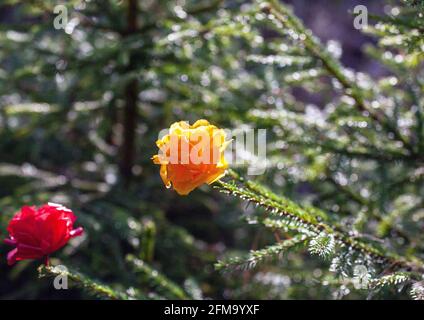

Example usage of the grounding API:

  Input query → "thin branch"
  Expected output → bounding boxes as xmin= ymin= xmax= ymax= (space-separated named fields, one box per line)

xmin=38 ymin=265 xmax=133 ymax=300
xmin=215 ymin=171 xmax=424 ymax=274
xmin=258 ymin=0 xmax=415 ymax=155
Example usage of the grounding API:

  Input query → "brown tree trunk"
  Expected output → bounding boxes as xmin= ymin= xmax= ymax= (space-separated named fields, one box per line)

xmin=119 ymin=0 xmax=138 ymax=184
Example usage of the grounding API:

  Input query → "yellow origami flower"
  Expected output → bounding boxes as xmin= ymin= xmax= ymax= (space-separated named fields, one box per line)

xmin=152 ymin=120 xmax=230 ymax=195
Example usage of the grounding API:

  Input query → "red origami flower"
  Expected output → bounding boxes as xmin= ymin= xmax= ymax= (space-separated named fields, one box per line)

xmin=4 ymin=203 xmax=83 ymax=266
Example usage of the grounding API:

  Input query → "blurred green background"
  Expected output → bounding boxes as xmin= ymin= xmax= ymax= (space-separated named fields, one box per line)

xmin=0 ymin=0 xmax=423 ymax=299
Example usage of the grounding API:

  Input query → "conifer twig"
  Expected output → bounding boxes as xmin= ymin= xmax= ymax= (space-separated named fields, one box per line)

xmin=215 ymin=171 xmax=424 ymax=274
xmin=126 ymin=255 xmax=189 ymax=300
xmin=38 ymin=265 xmax=133 ymax=300
xmin=215 ymin=234 xmax=308 ymax=271
xmin=258 ymin=0 xmax=415 ymax=155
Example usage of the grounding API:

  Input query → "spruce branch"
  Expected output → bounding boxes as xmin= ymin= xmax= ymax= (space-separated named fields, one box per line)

xmin=308 ymin=233 xmax=336 ymax=259
xmin=326 ymin=173 xmax=414 ymax=243
xmin=367 ymin=12 xmax=424 ymax=34
xmin=227 ymin=169 xmax=331 ymax=224
xmin=126 ymin=255 xmax=189 ymax=300
xmin=368 ymin=272 xmax=411 ymax=290
xmin=38 ymin=265 xmax=133 ymax=300
xmin=215 ymin=172 xmax=424 ymax=274
xmin=257 ymin=0 xmax=415 ymax=155
xmin=215 ymin=234 xmax=308 ymax=272
xmin=410 ymin=281 xmax=424 ymax=300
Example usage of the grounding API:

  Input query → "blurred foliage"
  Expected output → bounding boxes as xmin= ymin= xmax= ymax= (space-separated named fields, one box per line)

xmin=0 ymin=0 xmax=423 ymax=299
